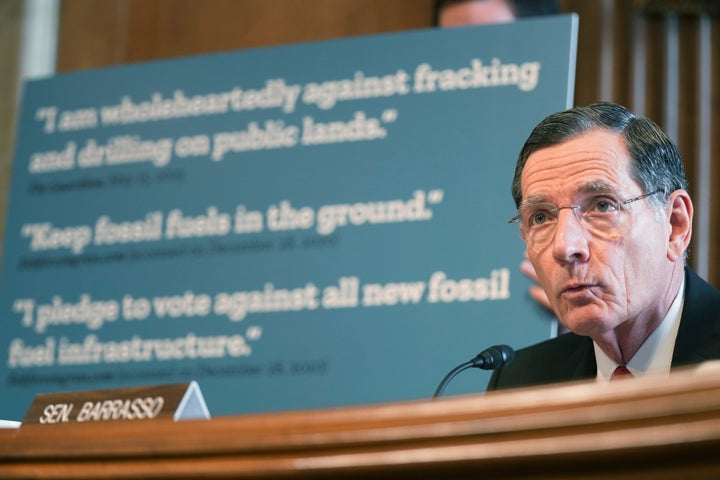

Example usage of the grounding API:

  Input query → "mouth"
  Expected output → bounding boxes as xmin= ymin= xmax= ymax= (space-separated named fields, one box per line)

xmin=560 ymin=283 xmax=595 ymax=295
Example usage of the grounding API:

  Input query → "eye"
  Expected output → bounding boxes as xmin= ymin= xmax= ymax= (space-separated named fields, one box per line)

xmin=590 ymin=197 xmax=618 ymax=214
xmin=525 ymin=206 xmax=554 ymax=226
xmin=530 ymin=212 xmax=549 ymax=225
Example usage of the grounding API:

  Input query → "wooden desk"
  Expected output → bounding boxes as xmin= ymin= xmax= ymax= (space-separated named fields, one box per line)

xmin=3 ymin=367 xmax=720 ymax=479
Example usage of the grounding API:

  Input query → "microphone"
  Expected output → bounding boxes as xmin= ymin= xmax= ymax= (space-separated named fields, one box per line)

xmin=432 ymin=344 xmax=515 ymax=399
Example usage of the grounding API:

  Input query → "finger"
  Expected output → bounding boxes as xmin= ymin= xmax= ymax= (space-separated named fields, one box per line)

xmin=520 ymin=258 xmax=539 ymax=282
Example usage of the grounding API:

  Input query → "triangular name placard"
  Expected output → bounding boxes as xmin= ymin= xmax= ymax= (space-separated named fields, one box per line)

xmin=22 ymin=381 xmax=210 ymax=426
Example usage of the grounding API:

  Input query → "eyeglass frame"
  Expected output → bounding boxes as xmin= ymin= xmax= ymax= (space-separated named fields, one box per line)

xmin=507 ymin=189 xmax=665 ymax=242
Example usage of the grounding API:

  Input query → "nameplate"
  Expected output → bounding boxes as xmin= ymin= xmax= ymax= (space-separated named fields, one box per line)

xmin=22 ymin=381 xmax=210 ymax=426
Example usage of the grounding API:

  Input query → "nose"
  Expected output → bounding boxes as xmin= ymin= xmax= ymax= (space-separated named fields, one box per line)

xmin=552 ymin=207 xmax=590 ymax=264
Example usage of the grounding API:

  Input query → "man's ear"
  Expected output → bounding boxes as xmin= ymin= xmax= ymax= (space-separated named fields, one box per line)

xmin=666 ymin=189 xmax=693 ymax=262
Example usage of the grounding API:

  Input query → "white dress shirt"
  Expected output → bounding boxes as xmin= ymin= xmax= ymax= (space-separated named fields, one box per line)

xmin=594 ymin=275 xmax=685 ymax=381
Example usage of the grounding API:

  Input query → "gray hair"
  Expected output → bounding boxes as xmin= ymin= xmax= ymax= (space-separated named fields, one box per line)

xmin=511 ymin=102 xmax=688 ymax=208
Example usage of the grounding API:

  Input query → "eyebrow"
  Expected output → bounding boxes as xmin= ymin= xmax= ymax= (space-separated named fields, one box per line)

xmin=520 ymin=180 xmax=620 ymax=208
xmin=579 ymin=179 xmax=617 ymax=194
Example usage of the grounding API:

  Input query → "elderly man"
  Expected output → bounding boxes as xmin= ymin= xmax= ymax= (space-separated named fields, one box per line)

xmin=488 ymin=102 xmax=720 ymax=389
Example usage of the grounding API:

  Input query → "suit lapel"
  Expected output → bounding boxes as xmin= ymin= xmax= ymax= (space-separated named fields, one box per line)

xmin=567 ymin=334 xmax=596 ymax=380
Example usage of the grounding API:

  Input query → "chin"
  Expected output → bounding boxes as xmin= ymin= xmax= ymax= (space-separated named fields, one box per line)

xmin=559 ymin=309 xmax=614 ymax=337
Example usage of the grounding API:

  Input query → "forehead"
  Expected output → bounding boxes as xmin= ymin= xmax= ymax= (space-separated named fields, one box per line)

xmin=520 ymin=128 xmax=638 ymax=201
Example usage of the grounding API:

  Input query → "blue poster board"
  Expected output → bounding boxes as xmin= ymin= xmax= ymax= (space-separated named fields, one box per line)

xmin=1 ymin=15 xmax=577 ymax=420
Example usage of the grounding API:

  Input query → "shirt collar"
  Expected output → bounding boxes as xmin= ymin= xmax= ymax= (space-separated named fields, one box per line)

xmin=594 ymin=274 xmax=685 ymax=381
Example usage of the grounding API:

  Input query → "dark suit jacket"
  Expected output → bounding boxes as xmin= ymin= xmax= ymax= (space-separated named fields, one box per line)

xmin=487 ymin=268 xmax=720 ymax=391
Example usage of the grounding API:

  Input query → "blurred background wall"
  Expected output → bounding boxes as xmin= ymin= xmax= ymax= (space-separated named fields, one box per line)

xmin=1 ymin=0 xmax=719 ymax=284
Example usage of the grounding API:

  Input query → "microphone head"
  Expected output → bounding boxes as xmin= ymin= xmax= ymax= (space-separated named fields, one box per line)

xmin=472 ymin=344 xmax=515 ymax=370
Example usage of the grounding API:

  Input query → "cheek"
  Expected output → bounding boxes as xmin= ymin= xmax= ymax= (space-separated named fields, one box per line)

xmin=622 ymin=239 xmax=666 ymax=304
xmin=528 ymin=251 xmax=556 ymax=290
xmin=594 ymin=240 xmax=628 ymax=293
xmin=622 ymin=221 xmax=666 ymax=271
xmin=616 ymin=220 xmax=669 ymax=306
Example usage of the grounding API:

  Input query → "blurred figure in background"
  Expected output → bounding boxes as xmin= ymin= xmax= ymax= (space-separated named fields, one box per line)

xmin=436 ymin=0 xmax=560 ymax=27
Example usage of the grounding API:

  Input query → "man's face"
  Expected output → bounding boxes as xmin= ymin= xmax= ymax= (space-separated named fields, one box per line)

xmin=520 ymin=129 xmax=672 ymax=337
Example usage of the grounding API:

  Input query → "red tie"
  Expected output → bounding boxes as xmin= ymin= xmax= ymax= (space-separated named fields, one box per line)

xmin=611 ymin=365 xmax=633 ymax=380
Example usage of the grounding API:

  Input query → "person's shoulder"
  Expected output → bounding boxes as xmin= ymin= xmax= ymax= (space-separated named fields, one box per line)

xmin=517 ymin=331 xmax=589 ymax=357
xmin=685 ymin=267 xmax=720 ymax=318
xmin=507 ymin=332 xmax=593 ymax=372
xmin=686 ymin=268 xmax=720 ymax=298
xmin=677 ymin=267 xmax=720 ymax=363
xmin=487 ymin=332 xmax=594 ymax=391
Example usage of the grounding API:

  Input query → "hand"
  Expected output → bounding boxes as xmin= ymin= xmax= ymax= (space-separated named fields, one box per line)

xmin=519 ymin=252 xmax=553 ymax=311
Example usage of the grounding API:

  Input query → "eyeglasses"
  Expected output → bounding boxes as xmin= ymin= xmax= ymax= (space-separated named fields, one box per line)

xmin=508 ymin=189 xmax=663 ymax=249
